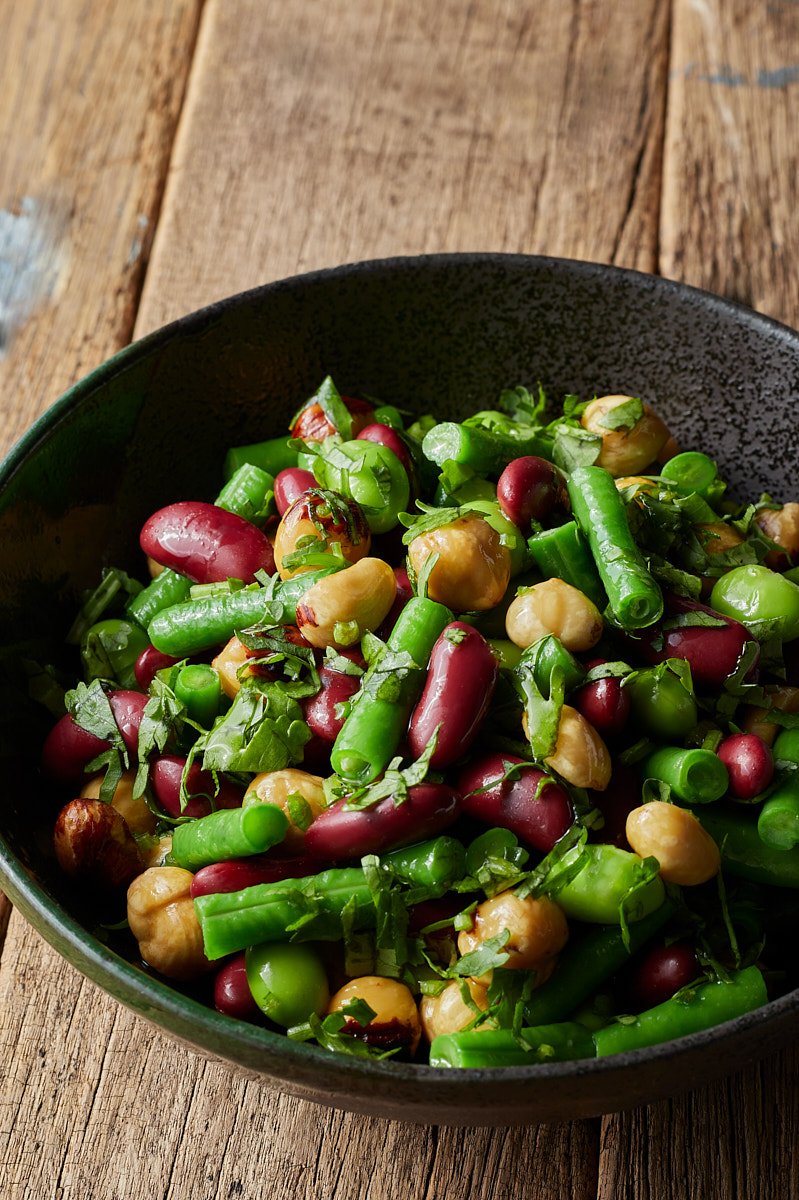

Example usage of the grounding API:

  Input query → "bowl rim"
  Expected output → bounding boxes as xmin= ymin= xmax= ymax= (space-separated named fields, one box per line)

xmin=2 ymin=250 xmax=799 ymax=1103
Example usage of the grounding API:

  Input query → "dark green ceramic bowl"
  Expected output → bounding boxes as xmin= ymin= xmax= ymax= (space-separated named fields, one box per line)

xmin=1 ymin=255 xmax=798 ymax=1125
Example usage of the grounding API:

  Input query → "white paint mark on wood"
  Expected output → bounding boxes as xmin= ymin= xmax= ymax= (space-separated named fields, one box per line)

xmin=0 ymin=196 xmax=68 ymax=357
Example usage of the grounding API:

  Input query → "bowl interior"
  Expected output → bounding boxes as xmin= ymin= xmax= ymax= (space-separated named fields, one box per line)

xmin=2 ymin=254 xmax=799 ymax=1123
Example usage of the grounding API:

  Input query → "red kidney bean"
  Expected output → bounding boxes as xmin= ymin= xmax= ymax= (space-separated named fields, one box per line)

xmin=497 ymin=456 xmax=569 ymax=532
xmin=407 ymin=894 xmax=467 ymax=934
xmin=408 ymin=622 xmax=498 ymax=767
xmin=574 ymin=660 xmax=630 ymax=739
xmin=717 ymin=733 xmax=775 ymax=799
xmin=41 ymin=689 xmax=149 ymax=783
xmin=356 ymin=423 xmax=414 ymax=475
xmin=303 ymin=666 xmax=362 ymax=742
xmin=213 ymin=953 xmax=261 ymax=1020
xmin=304 ymin=783 xmax=460 ymax=860
xmin=377 ymin=566 xmax=414 ymax=639
xmin=140 ymin=501 xmax=275 ymax=584
xmin=300 ymin=732 xmax=332 ymax=775
xmin=291 ymin=395 xmax=373 ymax=442
xmin=630 ymin=594 xmax=758 ymax=689
xmin=458 ymin=754 xmax=572 ymax=854
xmin=588 ymin=763 xmax=640 ymax=850
xmin=274 ymin=468 xmax=317 ymax=517
xmin=150 ymin=755 xmax=244 ymax=820
xmin=134 ymin=644 xmax=180 ymax=690
xmin=626 ymin=941 xmax=700 ymax=1011
xmin=191 ymin=855 xmax=325 ymax=898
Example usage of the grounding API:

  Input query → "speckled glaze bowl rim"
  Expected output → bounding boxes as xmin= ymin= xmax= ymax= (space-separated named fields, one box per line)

xmin=2 ymin=252 xmax=799 ymax=1110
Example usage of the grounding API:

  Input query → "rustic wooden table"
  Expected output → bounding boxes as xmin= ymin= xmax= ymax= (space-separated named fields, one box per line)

xmin=2 ymin=2 xmax=799 ymax=1196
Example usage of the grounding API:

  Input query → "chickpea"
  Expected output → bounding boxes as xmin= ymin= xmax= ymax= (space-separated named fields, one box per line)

xmin=742 ymin=685 xmax=799 ymax=747
xmin=657 ymin=434 xmax=682 ymax=464
xmin=212 ymin=636 xmax=252 ymax=699
xmin=407 ymin=514 xmax=511 ymax=612
xmin=522 ymin=704 xmax=612 ymax=790
xmin=54 ymin=798 xmax=143 ymax=890
xmin=457 ymin=892 xmax=568 ymax=975
xmin=506 ymin=578 xmax=603 ymax=652
xmin=296 ymin=557 xmax=397 ymax=649
xmin=244 ymin=768 xmax=326 ymax=852
xmin=696 ymin=522 xmax=743 ymax=556
xmin=127 ymin=866 xmax=212 ymax=980
xmin=581 ymin=395 xmax=671 ymax=476
xmin=755 ymin=503 xmax=799 ymax=567
xmin=328 ymin=976 xmax=422 ymax=1054
xmin=139 ymin=833 xmax=173 ymax=869
xmin=81 ymin=769 xmax=157 ymax=836
xmin=273 ymin=491 xmax=370 ymax=580
xmin=147 ymin=555 xmax=165 ymax=579
xmin=420 ymin=979 xmax=491 ymax=1043
xmin=625 ymin=801 xmax=720 ymax=886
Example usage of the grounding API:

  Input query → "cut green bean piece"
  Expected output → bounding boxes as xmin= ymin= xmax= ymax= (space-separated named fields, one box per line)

xmin=422 ymin=422 xmax=553 ymax=475
xmin=757 ymin=776 xmax=799 ymax=850
xmin=774 ymin=729 xmax=799 ymax=764
xmin=147 ymin=564 xmax=342 ymax=656
xmin=642 ymin=746 xmax=729 ymax=805
xmin=568 ymin=466 xmax=664 ymax=629
xmin=429 ymin=1022 xmax=595 ymax=1069
xmin=527 ymin=521 xmax=606 ymax=608
xmin=215 ymin=463 xmax=274 ymax=526
xmin=524 ymin=903 xmax=673 ymax=1026
xmin=546 ymin=843 xmax=665 ymax=925
xmin=224 ymin=436 xmax=298 ymax=480
xmin=331 ymin=595 xmax=453 ymax=784
xmin=593 ymin=966 xmax=766 ymax=1056
xmin=486 ymin=638 xmax=523 ymax=670
xmin=172 ymin=804 xmax=289 ymax=873
xmin=126 ymin=568 xmax=192 ymax=630
xmin=696 ymin=806 xmax=799 ymax=887
xmin=519 ymin=635 xmax=586 ymax=696
xmin=194 ymin=836 xmax=465 ymax=959
xmin=174 ymin=664 xmax=222 ymax=728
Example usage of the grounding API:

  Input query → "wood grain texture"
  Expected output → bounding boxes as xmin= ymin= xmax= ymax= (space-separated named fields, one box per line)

xmin=137 ymin=0 xmax=669 ymax=335
xmin=661 ymin=0 xmax=799 ymax=323
xmin=0 ymin=0 xmax=203 ymax=446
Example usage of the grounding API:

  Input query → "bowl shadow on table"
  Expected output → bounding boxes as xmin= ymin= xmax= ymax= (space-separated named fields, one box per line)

xmin=1 ymin=254 xmax=798 ymax=1125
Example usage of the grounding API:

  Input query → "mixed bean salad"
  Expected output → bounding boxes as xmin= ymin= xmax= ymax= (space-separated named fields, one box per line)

xmin=43 ymin=379 xmax=799 ymax=1069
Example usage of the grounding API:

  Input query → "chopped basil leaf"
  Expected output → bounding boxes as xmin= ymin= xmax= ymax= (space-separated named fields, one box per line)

xmin=201 ymin=683 xmax=310 ymax=774
xmin=66 ymin=568 xmax=143 ymax=645
xmin=552 ymin=425 xmax=602 ymax=473
xmin=449 ymin=930 xmax=510 ymax=978
xmin=596 ymin=396 xmax=643 ymax=432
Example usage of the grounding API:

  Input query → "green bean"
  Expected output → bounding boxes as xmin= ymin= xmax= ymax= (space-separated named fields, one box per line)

xmin=518 ymin=634 xmax=586 ymax=696
xmin=593 ymin=966 xmax=766 ymax=1056
xmin=173 ymin=664 xmax=222 ymax=727
xmin=422 ymin=422 xmax=552 ymax=475
xmin=546 ymin=843 xmax=665 ymax=925
xmin=486 ymin=638 xmax=523 ymax=670
xmin=80 ymin=617 xmax=150 ymax=689
xmin=194 ymin=836 xmax=465 ymax=959
xmin=126 ymin=568 xmax=192 ymax=630
xmin=756 ymin=730 xmax=799 ymax=851
xmin=527 ymin=520 xmax=606 ymax=608
xmin=642 ymin=746 xmax=729 ymax=805
xmin=215 ymin=463 xmax=274 ymax=526
xmin=172 ymin=804 xmax=289 ymax=873
xmin=147 ymin=565 xmax=342 ymax=656
xmin=568 ymin=465 xmax=664 ymax=629
xmin=429 ymin=1022 xmax=595 ymax=1068
xmin=331 ymin=595 xmax=453 ymax=784
xmin=774 ymin=729 xmax=799 ymax=764
xmin=524 ymin=902 xmax=674 ymax=1026
xmin=224 ymin=436 xmax=298 ymax=480
xmin=696 ymin=806 xmax=799 ymax=887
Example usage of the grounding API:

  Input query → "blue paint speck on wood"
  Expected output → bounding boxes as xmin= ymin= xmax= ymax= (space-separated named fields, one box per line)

xmin=757 ymin=65 xmax=799 ymax=88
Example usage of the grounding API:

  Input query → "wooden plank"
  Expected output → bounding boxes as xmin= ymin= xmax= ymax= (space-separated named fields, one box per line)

xmin=137 ymin=0 xmax=669 ymax=335
xmin=596 ymin=3 xmax=799 ymax=1196
xmin=0 ymin=0 xmax=203 ymax=452
xmin=660 ymin=0 xmax=799 ymax=325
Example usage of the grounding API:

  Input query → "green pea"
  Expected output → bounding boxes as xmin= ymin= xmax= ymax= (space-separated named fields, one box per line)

xmin=547 ymin=843 xmax=665 ymax=925
xmin=626 ymin=664 xmax=698 ymax=740
xmin=314 ymin=440 xmax=410 ymax=533
xmin=371 ymin=404 xmax=405 ymax=430
xmin=710 ymin=565 xmax=799 ymax=642
xmin=81 ymin=618 xmax=150 ymax=689
xmin=245 ymin=942 xmax=330 ymax=1028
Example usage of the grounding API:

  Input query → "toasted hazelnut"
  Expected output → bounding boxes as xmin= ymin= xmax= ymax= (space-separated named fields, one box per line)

xmin=54 ymin=798 xmax=143 ymax=890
